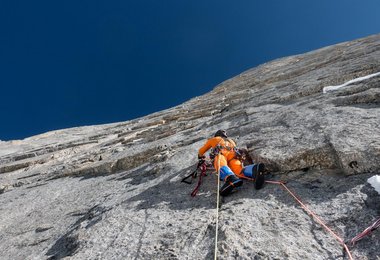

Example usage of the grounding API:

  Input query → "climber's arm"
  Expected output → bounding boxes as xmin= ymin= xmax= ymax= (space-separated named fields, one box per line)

xmin=198 ymin=138 xmax=219 ymax=157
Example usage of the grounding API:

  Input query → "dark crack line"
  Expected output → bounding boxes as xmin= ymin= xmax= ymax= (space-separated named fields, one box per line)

xmin=134 ymin=209 xmax=148 ymax=260
xmin=310 ymin=221 xmax=337 ymax=259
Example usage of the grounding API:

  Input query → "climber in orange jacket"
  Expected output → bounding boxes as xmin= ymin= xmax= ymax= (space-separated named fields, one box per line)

xmin=198 ymin=130 xmax=265 ymax=196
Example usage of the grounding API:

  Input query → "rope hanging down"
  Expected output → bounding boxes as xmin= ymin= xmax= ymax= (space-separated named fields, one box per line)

xmin=266 ymin=180 xmax=354 ymax=260
xmin=214 ymin=155 xmax=221 ymax=260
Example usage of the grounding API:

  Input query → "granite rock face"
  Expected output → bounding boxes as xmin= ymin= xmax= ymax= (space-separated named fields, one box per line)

xmin=1 ymin=34 xmax=380 ymax=260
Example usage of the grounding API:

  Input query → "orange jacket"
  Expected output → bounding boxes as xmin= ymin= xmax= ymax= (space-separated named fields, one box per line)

xmin=198 ymin=136 xmax=237 ymax=161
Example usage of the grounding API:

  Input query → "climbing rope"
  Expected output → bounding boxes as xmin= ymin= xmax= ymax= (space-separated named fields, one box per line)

xmin=181 ymin=160 xmax=208 ymax=197
xmin=214 ymin=154 xmax=221 ymax=260
xmin=184 ymin=162 xmax=357 ymax=259
xmin=350 ymin=216 xmax=380 ymax=246
xmin=190 ymin=163 xmax=207 ymax=197
xmin=266 ymin=180 xmax=354 ymax=260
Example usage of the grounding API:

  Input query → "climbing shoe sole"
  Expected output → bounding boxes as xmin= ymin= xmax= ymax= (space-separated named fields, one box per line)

xmin=254 ymin=163 xmax=265 ymax=190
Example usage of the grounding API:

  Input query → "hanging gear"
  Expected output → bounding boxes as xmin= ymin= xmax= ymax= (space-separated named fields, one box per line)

xmin=181 ymin=160 xmax=208 ymax=197
xmin=181 ymin=159 xmax=204 ymax=184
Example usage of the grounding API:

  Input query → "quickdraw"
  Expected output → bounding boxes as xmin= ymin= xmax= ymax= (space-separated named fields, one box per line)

xmin=181 ymin=161 xmax=208 ymax=197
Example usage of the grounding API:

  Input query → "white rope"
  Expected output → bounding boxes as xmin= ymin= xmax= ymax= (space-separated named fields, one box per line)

xmin=214 ymin=154 xmax=221 ymax=260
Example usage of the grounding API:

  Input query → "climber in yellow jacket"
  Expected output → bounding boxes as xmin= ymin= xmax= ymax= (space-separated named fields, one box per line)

xmin=198 ymin=130 xmax=265 ymax=196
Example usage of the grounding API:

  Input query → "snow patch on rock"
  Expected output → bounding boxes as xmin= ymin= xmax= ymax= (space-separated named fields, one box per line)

xmin=323 ymin=71 xmax=380 ymax=93
xmin=368 ymin=175 xmax=380 ymax=195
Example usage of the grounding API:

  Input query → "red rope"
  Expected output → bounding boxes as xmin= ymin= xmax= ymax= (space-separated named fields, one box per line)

xmin=350 ymin=216 xmax=380 ymax=246
xmin=266 ymin=180 xmax=354 ymax=260
xmin=191 ymin=163 xmax=207 ymax=197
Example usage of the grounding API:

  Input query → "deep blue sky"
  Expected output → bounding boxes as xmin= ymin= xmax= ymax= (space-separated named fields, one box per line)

xmin=1 ymin=1 xmax=379 ymax=140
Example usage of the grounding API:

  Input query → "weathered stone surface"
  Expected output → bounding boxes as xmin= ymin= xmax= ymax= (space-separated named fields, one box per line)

xmin=0 ymin=34 xmax=380 ymax=259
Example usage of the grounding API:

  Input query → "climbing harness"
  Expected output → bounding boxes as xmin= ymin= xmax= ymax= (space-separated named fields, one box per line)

xmin=350 ymin=216 xmax=380 ymax=246
xmin=266 ymin=180 xmax=354 ymax=260
xmin=181 ymin=160 xmax=208 ymax=197
xmin=209 ymin=138 xmax=235 ymax=160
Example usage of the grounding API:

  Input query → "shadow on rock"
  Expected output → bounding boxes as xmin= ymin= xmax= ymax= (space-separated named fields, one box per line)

xmin=123 ymin=164 xmax=219 ymax=211
xmin=46 ymin=233 xmax=79 ymax=260
xmin=46 ymin=205 xmax=110 ymax=259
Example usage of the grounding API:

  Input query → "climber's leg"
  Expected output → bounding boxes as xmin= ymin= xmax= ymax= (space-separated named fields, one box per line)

xmin=214 ymin=154 xmax=243 ymax=196
xmin=228 ymin=158 xmax=244 ymax=177
xmin=242 ymin=163 xmax=265 ymax=190
xmin=220 ymin=172 xmax=243 ymax=196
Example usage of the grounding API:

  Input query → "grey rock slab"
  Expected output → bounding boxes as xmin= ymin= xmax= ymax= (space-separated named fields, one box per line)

xmin=1 ymin=34 xmax=380 ymax=259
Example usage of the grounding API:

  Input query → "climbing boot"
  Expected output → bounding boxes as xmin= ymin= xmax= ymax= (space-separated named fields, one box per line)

xmin=253 ymin=163 xmax=265 ymax=190
xmin=220 ymin=174 xmax=243 ymax=196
